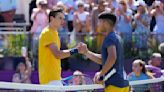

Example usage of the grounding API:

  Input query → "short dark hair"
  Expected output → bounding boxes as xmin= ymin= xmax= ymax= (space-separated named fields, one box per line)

xmin=49 ymin=8 xmax=64 ymax=22
xmin=98 ymin=11 xmax=117 ymax=26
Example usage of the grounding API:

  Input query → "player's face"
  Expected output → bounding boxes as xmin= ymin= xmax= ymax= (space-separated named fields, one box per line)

xmin=52 ymin=13 xmax=65 ymax=29
xmin=98 ymin=19 xmax=105 ymax=31
xmin=99 ymin=19 xmax=113 ymax=33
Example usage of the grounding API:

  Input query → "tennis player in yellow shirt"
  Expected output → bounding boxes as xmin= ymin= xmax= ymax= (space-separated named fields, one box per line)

xmin=38 ymin=7 xmax=85 ymax=86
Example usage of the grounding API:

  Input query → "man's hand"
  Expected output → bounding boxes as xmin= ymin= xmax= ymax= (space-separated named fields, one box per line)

xmin=93 ymin=72 xmax=104 ymax=84
xmin=77 ymin=42 xmax=88 ymax=55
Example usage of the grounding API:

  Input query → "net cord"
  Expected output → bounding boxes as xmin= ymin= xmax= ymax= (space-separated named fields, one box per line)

xmin=0 ymin=76 xmax=163 ymax=91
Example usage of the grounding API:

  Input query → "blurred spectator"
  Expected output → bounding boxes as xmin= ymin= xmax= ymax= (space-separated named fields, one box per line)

xmin=133 ymin=0 xmax=150 ymax=51
xmin=128 ymin=59 xmax=153 ymax=92
xmin=71 ymin=70 xmax=86 ymax=85
xmin=144 ymin=0 xmax=155 ymax=6
xmin=73 ymin=1 xmax=90 ymax=33
xmin=91 ymin=0 xmax=110 ymax=32
xmin=115 ymin=0 xmax=133 ymax=53
xmin=146 ymin=0 xmax=156 ymax=32
xmin=31 ymin=0 xmax=49 ymax=34
xmin=29 ymin=0 xmax=37 ymax=27
xmin=146 ymin=53 xmax=163 ymax=78
xmin=64 ymin=0 xmax=78 ymax=10
xmin=127 ymin=0 xmax=137 ymax=13
xmin=150 ymin=16 xmax=156 ymax=32
xmin=59 ymin=0 xmax=78 ymax=32
xmin=12 ymin=57 xmax=32 ymax=83
xmin=67 ymin=4 xmax=75 ymax=32
xmin=47 ymin=0 xmax=58 ymax=9
xmin=0 ymin=0 xmax=16 ymax=23
xmin=107 ymin=0 xmax=119 ymax=13
xmin=91 ymin=0 xmax=110 ymax=51
xmin=30 ymin=0 xmax=50 ymax=61
xmin=159 ymin=43 xmax=164 ymax=53
xmin=150 ymin=1 xmax=164 ymax=44
xmin=85 ymin=0 xmax=95 ymax=12
xmin=146 ymin=53 xmax=163 ymax=92
xmin=73 ymin=1 xmax=90 ymax=43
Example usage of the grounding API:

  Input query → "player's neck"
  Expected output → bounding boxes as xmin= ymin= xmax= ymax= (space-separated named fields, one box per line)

xmin=105 ymin=26 xmax=114 ymax=33
xmin=49 ymin=23 xmax=58 ymax=31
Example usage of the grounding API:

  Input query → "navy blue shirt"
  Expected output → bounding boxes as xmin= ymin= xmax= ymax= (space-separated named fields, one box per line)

xmin=101 ymin=32 xmax=129 ymax=88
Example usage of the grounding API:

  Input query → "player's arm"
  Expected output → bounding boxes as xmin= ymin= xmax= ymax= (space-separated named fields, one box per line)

xmin=99 ymin=45 xmax=117 ymax=76
xmin=84 ymin=51 xmax=102 ymax=65
xmin=48 ymin=43 xmax=72 ymax=59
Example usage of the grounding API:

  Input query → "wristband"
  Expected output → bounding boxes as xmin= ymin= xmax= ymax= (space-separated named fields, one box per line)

xmin=70 ymin=48 xmax=79 ymax=55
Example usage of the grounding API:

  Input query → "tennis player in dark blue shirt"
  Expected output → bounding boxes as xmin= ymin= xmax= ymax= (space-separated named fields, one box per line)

xmin=80 ymin=12 xmax=129 ymax=92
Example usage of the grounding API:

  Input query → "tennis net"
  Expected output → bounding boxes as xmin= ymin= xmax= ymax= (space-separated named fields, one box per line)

xmin=0 ymin=76 xmax=163 ymax=92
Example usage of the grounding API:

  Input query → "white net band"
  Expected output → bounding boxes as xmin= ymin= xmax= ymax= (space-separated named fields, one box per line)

xmin=0 ymin=82 xmax=103 ymax=91
xmin=0 ymin=77 xmax=163 ymax=91
xmin=129 ymin=76 xmax=164 ymax=86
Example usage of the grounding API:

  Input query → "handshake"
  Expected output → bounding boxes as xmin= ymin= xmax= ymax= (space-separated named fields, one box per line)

xmin=76 ymin=42 xmax=89 ymax=55
xmin=73 ymin=42 xmax=104 ymax=84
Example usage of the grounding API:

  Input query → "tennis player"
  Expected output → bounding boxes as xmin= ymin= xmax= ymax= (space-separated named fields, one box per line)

xmin=38 ymin=7 xmax=84 ymax=87
xmin=81 ymin=12 xmax=129 ymax=92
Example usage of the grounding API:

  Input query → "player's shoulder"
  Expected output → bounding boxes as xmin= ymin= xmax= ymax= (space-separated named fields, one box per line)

xmin=40 ymin=27 xmax=51 ymax=36
xmin=107 ymin=32 xmax=117 ymax=38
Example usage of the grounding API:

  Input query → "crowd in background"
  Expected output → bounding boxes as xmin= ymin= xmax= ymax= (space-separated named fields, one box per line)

xmin=0 ymin=0 xmax=164 ymax=55
xmin=30 ymin=0 xmax=164 ymax=91
xmin=28 ymin=0 xmax=164 ymax=56
xmin=128 ymin=53 xmax=163 ymax=92
xmin=0 ymin=0 xmax=164 ymax=91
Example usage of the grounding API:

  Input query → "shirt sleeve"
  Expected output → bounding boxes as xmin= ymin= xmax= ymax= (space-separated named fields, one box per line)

xmin=104 ymin=37 xmax=115 ymax=48
xmin=41 ymin=31 xmax=57 ymax=47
